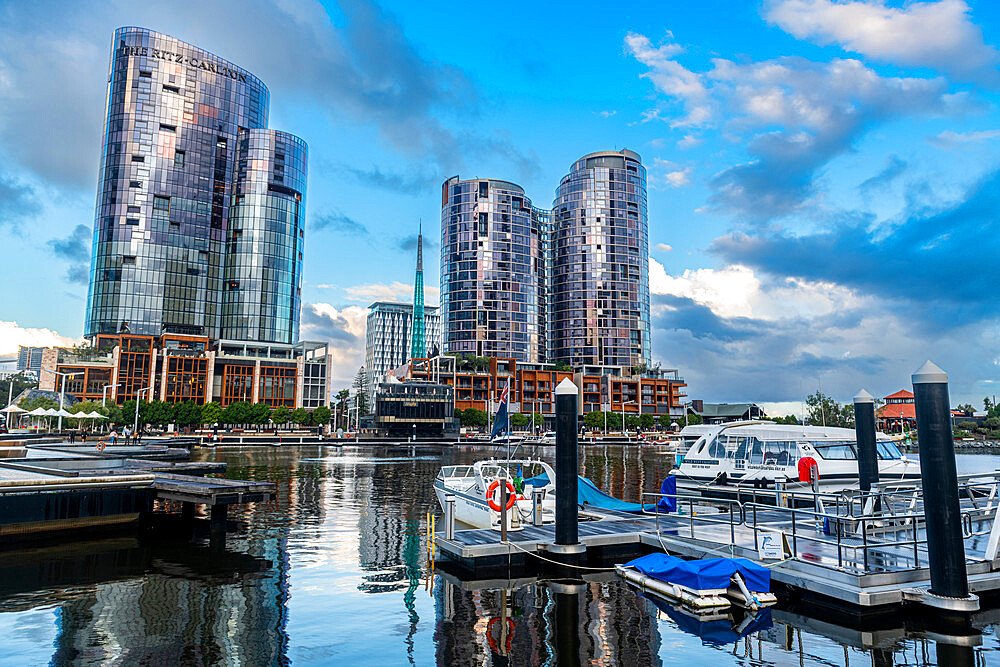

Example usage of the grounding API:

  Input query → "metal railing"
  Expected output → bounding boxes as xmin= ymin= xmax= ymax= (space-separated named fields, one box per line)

xmin=639 ymin=476 xmax=1000 ymax=575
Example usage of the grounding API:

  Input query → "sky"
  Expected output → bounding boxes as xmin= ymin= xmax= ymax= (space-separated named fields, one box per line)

xmin=1 ymin=0 xmax=999 ymax=414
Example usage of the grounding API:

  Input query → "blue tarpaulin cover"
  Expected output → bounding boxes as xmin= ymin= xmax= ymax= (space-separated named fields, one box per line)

xmin=624 ymin=552 xmax=771 ymax=593
xmin=521 ymin=473 xmax=657 ymax=513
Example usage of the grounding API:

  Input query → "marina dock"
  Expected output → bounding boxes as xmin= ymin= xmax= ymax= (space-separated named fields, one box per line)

xmin=0 ymin=442 xmax=273 ymax=541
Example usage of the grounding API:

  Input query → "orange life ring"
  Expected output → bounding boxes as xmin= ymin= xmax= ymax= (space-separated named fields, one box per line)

xmin=487 ymin=617 xmax=515 ymax=655
xmin=487 ymin=479 xmax=517 ymax=512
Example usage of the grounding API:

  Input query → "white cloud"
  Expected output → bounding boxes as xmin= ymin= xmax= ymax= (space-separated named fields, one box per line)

xmin=764 ymin=0 xmax=999 ymax=83
xmin=342 ymin=281 xmax=440 ymax=305
xmin=650 ymin=158 xmax=693 ymax=188
xmin=300 ymin=303 xmax=368 ymax=386
xmin=654 ymin=243 xmax=673 ymax=252
xmin=664 ymin=167 xmax=692 ymax=187
xmin=649 ymin=259 xmax=862 ymax=321
xmin=595 ymin=110 xmax=617 ymax=118
xmin=929 ymin=129 xmax=1000 ymax=148
xmin=624 ymin=32 xmax=711 ymax=127
xmin=677 ymin=134 xmax=702 ymax=149
xmin=0 ymin=320 xmax=79 ymax=356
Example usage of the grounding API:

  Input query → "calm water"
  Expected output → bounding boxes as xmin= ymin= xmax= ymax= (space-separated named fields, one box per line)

xmin=0 ymin=445 xmax=997 ymax=665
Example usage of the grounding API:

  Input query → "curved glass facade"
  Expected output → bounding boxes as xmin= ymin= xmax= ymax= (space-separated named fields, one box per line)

xmin=551 ymin=150 xmax=650 ymax=367
xmin=440 ymin=178 xmax=545 ymax=362
xmin=221 ymin=130 xmax=306 ymax=343
xmin=85 ymin=27 xmax=306 ymax=345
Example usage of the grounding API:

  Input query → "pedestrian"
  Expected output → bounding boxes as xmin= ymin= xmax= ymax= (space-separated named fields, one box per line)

xmin=109 ymin=429 xmax=118 ymax=446
xmin=69 ymin=431 xmax=76 ymax=444
xmin=81 ymin=432 xmax=87 ymax=444
xmin=124 ymin=425 xmax=131 ymax=445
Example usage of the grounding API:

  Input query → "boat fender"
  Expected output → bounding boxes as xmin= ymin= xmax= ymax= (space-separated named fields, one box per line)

xmin=797 ymin=457 xmax=819 ymax=482
xmin=487 ymin=479 xmax=517 ymax=512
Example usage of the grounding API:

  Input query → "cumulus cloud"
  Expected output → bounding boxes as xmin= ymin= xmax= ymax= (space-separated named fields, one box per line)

xmin=650 ymin=158 xmax=693 ymax=188
xmin=764 ymin=0 xmax=1000 ymax=85
xmin=340 ymin=164 xmax=440 ymax=195
xmin=654 ymin=243 xmax=673 ymax=252
xmin=626 ymin=29 xmax=956 ymax=221
xmin=47 ymin=224 xmax=91 ymax=285
xmin=710 ymin=168 xmax=1000 ymax=329
xmin=929 ymin=129 xmax=1000 ymax=148
xmin=300 ymin=303 xmax=368 ymax=386
xmin=0 ymin=320 xmax=79 ymax=356
xmin=595 ymin=110 xmax=617 ymax=118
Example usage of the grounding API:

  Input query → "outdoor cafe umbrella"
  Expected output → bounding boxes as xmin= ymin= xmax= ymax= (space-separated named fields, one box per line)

xmin=0 ymin=404 xmax=25 ymax=428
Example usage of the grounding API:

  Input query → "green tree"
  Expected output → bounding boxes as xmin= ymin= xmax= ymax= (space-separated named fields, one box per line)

xmin=584 ymin=411 xmax=604 ymax=430
xmin=510 ymin=412 xmax=530 ymax=430
xmin=290 ymin=407 xmax=310 ymax=426
xmin=334 ymin=389 xmax=350 ymax=428
xmin=531 ymin=412 xmax=544 ymax=430
xmin=625 ymin=414 xmax=641 ymax=430
xmin=3 ymin=372 xmax=38 ymax=403
xmin=685 ymin=412 xmax=703 ymax=425
xmin=18 ymin=396 xmax=58 ymax=411
xmin=658 ymin=414 xmax=674 ymax=429
xmin=144 ymin=400 xmax=174 ymax=427
xmin=272 ymin=405 xmax=290 ymax=427
xmin=552 ymin=360 xmax=572 ymax=372
xmin=459 ymin=408 xmax=488 ymax=428
xmin=603 ymin=411 xmax=622 ymax=430
xmin=201 ymin=401 xmax=223 ymax=426
xmin=352 ymin=367 xmax=370 ymax=415
xmin=639 ymin=413 xmax=655 ymax=431
xmin=222 ymin=401 xmax=252 ymax=427
xmin=772 ymin=414 xmax=800 ymax=425
xmin=312 ymin=405 xmax=331 ymax=428
xmin=173 ymin=401 xmax=203 ymax=428
xmin=249 ymin=403 xmax=272 ymax=430
xmin=805 ymin=391 xmax=854 ymax=428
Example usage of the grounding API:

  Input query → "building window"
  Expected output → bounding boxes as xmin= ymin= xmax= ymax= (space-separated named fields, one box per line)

xmin=129 ymin=180 xmax=142 ymax=188
xmin=122 ymin=255 xmax=136 ymax=264
xmin=174 ymin=151 xmax=185 ymax=168
xmin=139 ymin=70 xmax=152 ymax=78
xmin=163 ymin=84 xmax=180 ymax=94
xmin=153 ymin=196 xmax=170 ymax=213
xmin=159 ymin=123 xmax=176 ymax=132
xmin=131 ymin=155 xmax=144 ymax=162
xmin=125 ymin=218 xmax=139 ymax=226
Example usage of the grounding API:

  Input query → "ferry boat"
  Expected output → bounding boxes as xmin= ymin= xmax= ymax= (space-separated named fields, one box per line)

xmin=434 ymin=458 xmax=556 ymax=530
xmin=675 ymin=421 xmax=920 ymax=490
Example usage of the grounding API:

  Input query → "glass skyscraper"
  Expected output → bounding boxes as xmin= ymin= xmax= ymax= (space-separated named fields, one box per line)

xmin=552 ymin=150 xmax=650 ymax=367
xmin=440 ymin=177 xmax=546 ymax=362
xmin=84 ymin=27 xmax=306 ymax=344
xmin=439 ymin=150 xmax=650 ymax=368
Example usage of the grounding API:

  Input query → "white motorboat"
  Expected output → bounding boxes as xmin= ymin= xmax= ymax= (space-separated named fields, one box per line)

xmin=675 ymin=421 xmax=920 ymax=490
xmin=492 ymin=434 xmax=526 ymax=446
xmin=434 ymin=458 xmax=556 ymax=531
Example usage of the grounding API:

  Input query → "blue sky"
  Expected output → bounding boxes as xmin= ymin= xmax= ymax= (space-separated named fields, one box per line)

xmin=1 ymin=0 xmax=999 ymax=411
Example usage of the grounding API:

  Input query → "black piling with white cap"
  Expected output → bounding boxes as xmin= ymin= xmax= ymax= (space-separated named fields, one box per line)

xmin=551 ymin=378 xmax=585 ymax=558
xmin=853 ymin=389 xmax=880 ymax=496
xmin=912 ymin=361 xmax=969 ymax=600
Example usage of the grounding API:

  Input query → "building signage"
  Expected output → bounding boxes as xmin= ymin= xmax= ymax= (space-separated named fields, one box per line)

xmin=119 ymin=41 xmax=248 ymax=83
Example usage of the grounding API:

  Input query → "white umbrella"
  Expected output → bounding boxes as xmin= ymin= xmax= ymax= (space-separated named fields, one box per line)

xmin=55 ymin=408 xmax=74 ymax=418
xmin=0 ymin=405 xmax=26 ymax=414
xmin=27 ymin=408 xmax=50 ymax=416
xmin=43 ymin=408 xmax=59 ymax=416
xmin=86 ymin=411 xmax=108 ymax=419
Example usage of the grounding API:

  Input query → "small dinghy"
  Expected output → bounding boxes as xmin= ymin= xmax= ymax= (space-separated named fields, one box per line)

xmin=617 ymin=552 xmax=777 ymax=612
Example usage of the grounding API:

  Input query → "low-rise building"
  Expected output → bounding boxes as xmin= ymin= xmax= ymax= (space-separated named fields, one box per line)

xmin=373 ymin=379 xmax=455 ymax=437
xmin=39 ymin=334 xmax=332 ymax=409
xmin=390 ymin=354 xmax=687 ymax=426
xmin=877 ymin=389 xmax=915 ymax=431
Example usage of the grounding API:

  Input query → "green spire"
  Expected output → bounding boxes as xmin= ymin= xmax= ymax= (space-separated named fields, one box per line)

xmin=410 ymin=221 xmax=425 ymax=360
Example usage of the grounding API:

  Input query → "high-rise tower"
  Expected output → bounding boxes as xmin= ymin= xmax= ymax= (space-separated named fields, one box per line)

xmin=410 ymin=223 xmax=426 ymax=359
xmin=84 ymin=27 xmax=306 ymax=344
xmin=440 ymin=177 xmax=546 ymax=362
xmin=551 ymin=150 xmax=650 ymax=367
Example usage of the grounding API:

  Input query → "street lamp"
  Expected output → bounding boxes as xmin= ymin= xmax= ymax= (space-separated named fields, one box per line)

xmin=40 ymin=369 xmax=83 ymax=432
xmin=134 ymin=386 xmax=153 ymax=439
xmin=102 ymin=383 xmax=121 ymax=407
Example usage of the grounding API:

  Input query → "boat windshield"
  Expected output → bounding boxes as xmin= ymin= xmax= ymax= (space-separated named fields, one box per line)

xmin=876 ymin=440 xmax=903 ymax=460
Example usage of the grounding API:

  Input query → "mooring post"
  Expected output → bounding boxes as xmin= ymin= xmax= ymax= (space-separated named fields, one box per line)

xmin=444 ymin=493 xmax=455 ymax=540
xmin=210 ymin=504 xmax=228 ymax=534
xmin=913 ymin=361 xmax=977 ymax=610
xmin=550 ymin=580 xmax=584 ymax=666
xmin=854 ymin=389 xmax=880 ymax=512
xmin=181 ymin=501 xmax=195 ymax=523
xmin=550 ymin=379 xmax=585 ymax=559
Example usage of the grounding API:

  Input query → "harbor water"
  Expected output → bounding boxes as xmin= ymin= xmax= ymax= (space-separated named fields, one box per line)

xmin=0 ymin=444 xmax=999 ymax=665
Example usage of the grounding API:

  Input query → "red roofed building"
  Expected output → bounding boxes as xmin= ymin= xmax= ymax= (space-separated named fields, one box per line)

xmin=877 ymin=389 xmax=915 ymax=432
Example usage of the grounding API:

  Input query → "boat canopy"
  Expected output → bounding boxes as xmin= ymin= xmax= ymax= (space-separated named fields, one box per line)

xmin=624 ymin=552 xmax=771 ymax=593
xmin=523 ymin=472 xmax=657 ymax=513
